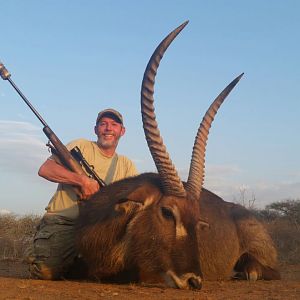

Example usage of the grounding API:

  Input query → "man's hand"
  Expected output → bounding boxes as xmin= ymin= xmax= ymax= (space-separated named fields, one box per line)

xmin=79 ymin=176 xmax=100 ymax=200
xmin=38 ymin=159 xmax=100 ymax=200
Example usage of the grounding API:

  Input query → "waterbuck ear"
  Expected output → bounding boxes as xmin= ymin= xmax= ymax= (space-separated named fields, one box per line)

xmin=197 ymin=219 xmax=210 ymax=231
xmin=124 ymin=182 xmax=162 ymax=207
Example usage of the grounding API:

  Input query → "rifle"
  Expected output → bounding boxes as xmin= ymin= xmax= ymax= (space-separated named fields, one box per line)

xmin=0 ymin=61 xmax=106 ymax=193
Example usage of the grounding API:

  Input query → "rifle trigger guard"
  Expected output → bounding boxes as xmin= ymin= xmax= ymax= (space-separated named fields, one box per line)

xmin=46 ymin=141 xmax=56 ymax=154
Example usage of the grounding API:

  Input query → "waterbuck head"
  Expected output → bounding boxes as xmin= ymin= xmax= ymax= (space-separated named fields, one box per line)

xmin=76 ymin=21 xmax=242 ymax=290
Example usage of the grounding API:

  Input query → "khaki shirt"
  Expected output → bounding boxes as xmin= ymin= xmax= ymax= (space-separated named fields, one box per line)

xmin=45 ymin=138 xmax=138 ymax=219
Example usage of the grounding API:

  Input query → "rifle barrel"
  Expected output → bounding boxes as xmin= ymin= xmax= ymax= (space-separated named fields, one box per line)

xmin=0 ymin=62 xmax=48 ymax=127
xmin=7 ymin=77 xmax=49 ymax=127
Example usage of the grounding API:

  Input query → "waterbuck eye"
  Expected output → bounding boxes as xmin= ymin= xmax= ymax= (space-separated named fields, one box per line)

xmin=161 ymin=207 xmax=174 ymax=220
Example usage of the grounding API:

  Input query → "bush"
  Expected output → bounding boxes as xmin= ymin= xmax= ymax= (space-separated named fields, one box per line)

xmin=254 ymin=199 xmax=300 ymax=264
xmin=265 ymin=219 xmax=300 ymax=264
xmin=0 ymin=214 xmax=41 ymax=260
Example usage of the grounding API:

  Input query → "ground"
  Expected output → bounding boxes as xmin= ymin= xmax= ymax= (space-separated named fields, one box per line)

xmin=0 ymin=260 xmax=299 ymax=300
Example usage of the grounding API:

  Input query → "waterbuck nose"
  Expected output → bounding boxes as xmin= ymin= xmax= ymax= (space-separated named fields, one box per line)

xmin=188 ymin=277 xmax=202 ymax=290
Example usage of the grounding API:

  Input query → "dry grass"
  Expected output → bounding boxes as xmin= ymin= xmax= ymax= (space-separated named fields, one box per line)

xmin=265 ymin=219 xmax=300 ymax=264
xmin=253 ymin=199 xmax=300 ymax=264
xmin=0 ymin=214 xmax=41 ymax=260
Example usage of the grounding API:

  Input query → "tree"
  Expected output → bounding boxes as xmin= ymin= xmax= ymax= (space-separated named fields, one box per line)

xmin=266 ymin=199 xmax=300 ymax=230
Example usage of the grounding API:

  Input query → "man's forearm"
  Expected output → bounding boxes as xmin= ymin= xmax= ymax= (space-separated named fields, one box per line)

xmin=38 ymin=159 xmax=100 ymax=199
xmin=38 ymin=159 xmax=85 ymax=187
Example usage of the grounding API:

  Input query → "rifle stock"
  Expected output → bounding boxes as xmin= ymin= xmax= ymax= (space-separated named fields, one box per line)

xmin=42 ymin=126 xmax=86 ymax=175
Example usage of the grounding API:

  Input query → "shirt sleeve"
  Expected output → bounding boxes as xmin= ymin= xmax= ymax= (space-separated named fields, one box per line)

xmin=126 ymin=159 xmax=139 ymax=177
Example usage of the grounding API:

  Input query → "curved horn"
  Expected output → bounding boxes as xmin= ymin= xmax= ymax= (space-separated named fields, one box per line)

xmin=186 ymin=73 xmax=244 ymax=199
xmin=141 ymin=21 xmax=188 ymax=197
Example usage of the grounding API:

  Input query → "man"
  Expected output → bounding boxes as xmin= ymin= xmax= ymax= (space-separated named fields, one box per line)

xmin=27 ymin=108 xmax=138 ymax=280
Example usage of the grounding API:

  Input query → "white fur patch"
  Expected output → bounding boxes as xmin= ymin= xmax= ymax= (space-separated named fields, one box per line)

xmin=172 ymin=206 xmax=187 ymax=238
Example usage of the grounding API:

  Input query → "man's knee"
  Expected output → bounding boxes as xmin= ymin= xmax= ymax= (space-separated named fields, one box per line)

xmin=28 ymin=261 xmax=61 ymax=280
xmin=26 ymin=245 xmax=70 ymax=280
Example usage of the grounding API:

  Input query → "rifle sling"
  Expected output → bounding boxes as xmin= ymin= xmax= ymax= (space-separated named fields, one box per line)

xmin=104 ymin=154 xmax=118 ymax=185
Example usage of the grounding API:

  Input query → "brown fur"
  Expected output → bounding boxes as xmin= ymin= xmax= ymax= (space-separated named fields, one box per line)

xmin=75 ymin=173 xmax=280 ymax=286
xmin=198 ymin=189 xmax=280 ymax=280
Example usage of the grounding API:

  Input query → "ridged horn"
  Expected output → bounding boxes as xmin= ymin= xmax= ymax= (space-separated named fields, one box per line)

xmin=186 ymin=73 xmax=244 ymax=199
xmin=141 ymin=21 xmax=188 ymax=197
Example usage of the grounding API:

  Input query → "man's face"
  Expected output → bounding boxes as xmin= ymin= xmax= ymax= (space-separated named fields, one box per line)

xmin=95 ymin=117 xmax=125 ymax=149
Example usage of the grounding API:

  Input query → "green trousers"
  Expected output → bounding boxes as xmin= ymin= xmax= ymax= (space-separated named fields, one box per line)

xmin=27 ymin=214 xmax=83 ymax=280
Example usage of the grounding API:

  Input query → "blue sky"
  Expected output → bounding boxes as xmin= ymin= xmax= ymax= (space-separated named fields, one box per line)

xmin=0 ymin=1 xmax=299 ymax=215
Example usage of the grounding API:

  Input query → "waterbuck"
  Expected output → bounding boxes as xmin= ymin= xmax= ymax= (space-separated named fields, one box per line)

xmin=76 ymin=21 xmax=280 ymax=289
